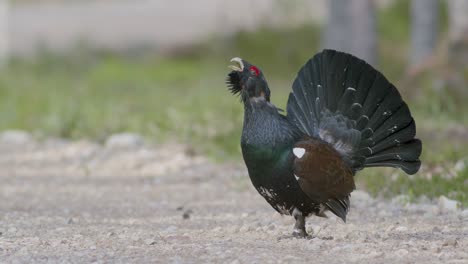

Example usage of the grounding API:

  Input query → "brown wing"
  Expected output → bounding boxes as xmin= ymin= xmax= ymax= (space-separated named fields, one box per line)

xmin=293 ymin=137 xmax=355 ymax=220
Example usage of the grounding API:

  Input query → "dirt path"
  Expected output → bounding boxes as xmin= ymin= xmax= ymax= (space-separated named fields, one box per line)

xmin=0 ymin=134 xmax=466 ymax=263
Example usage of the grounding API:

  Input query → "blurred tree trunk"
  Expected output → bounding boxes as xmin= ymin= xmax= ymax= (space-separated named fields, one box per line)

xmin=323 ymin=0 xmax=377 ymax=66
xmin=0 ymin=0 xmax=8 ymax=67
xmin=448 ymin=0 xmax=468 ymax=68
xmin=410 ymin=0 xmax=438 ymax=68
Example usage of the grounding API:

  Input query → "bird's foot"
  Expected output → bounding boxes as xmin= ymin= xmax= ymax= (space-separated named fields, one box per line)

xmin=277 ymin=234 xmax=314 ymax=240
xmin=292 ymin=228 xmax=309 ymax=238
xmin=277 ymin=229 xmax=314 ymax=240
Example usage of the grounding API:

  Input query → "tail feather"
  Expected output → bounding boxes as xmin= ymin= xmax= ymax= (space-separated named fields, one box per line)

xmin=338 ymin=87 xmax=357 ymax=114
xmin=326 ymin=52 xmax=352 ymax=112
xmin=360 ymin=73 xmax=393 ymax=120
xmin=325 ymin=197 xmax=349 ymax=222
xmin=354 ymin=66 xmax=378 ymax=106
xmin=366 ymin=88 xmax=403 ymax=131
xmin=365 ymin=139 xmax=422 ymax=163
xmin=287 ymin=49 xmax=422 ymax=175
xmin=371 ymin=121 xmax=416 ymax=152
xmin=364 ymin=159 xmax=422 ymax=175
xmin=370 ymin=107 xmax=415 ymax=145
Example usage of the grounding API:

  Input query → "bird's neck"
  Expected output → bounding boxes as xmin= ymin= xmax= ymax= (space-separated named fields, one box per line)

xmin=241 ymin=97 xmax=299 ymax=161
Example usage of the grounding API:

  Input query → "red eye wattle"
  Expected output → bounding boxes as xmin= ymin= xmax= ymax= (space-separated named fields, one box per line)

xmin=249 ymin=66 xmax=260 ymax=76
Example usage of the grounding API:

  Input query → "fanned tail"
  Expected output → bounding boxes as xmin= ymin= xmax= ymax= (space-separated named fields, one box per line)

xmin=287 ymin=49 xmax=422 ymax=175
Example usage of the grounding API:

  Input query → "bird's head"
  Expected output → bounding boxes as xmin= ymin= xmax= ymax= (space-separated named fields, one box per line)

xmin=226 ymin=57 xmax=271 ymax=103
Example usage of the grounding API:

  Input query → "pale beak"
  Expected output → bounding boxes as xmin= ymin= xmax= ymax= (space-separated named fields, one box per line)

xmin=229 ymin=57 xmax=244 ymax=72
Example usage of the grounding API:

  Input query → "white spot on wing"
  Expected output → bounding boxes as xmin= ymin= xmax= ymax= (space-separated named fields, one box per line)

xmin=294 ymin=174 xmax=300 ymax=181
xmin=257 ymin=186 xmax=276 ymax=200
xmin=293 ymin=147 xmax=306 ymax=159
xmin=276 ymin=204 xmax=292 ymax=215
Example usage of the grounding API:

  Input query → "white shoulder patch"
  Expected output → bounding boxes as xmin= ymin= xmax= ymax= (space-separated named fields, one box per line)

xmin=293 ymin=147 xmax=306 ymax=159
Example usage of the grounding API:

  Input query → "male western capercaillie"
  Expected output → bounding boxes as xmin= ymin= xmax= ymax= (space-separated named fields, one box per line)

xmin=226 ymin=49 xmax=422 ymax=238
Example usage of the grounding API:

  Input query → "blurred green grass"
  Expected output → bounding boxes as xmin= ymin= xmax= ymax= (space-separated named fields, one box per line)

xmin=0 ymin=0 xmax=467 ymax=205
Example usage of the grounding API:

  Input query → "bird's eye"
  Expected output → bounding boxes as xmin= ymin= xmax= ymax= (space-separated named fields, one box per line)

xmin=249 ymin=66 xmax=260 ymax=76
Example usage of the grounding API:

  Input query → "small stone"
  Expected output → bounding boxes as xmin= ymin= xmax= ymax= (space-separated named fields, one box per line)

xmin=395 ymin=226 xmax=408 ymax=232
xmin=385 ymin=225 xmax=395 ymax=232
xmin=107 ymin=232 xmax=116 ymax=237
xmin=392 ymin=195 xmax=410 ymax=205
xmin=460 ymin=209 xmax=468 ymax=219
xmin=345 ymin=230 xmax=367 ymax=241
xmin=239 ymin=225 xmax=252 ymax=233
xmin=182 ymin=209 xmax=192 ymax=220
xmin=395 ymin=249 xmax=408 ymax=255
xmin=442 ymin=238 xmax=458 ymax=247
xmin=432 ymin=226 xmax=442 ymax=233
xmin=131 ymin=234 xmax=140 ymax=241
xmin=432 ymin=247 xmax=442 ymax=253
xmin=212 ymin=227 xmax=222 ymax=232
xmin=0 ymin=130 xmax=32 ymax=145
xmin=165 ymin=225 xmax=178 ymax=233
xmin=166 ymin=235 xmax=190 ymax=242
xmin=67 ymin=218 xmax=77 ymax=224
xmin=145 ymin=238 xmax=157 ymax=246
xmin=352 ymin=190 xmax=373 ymax=205
xmin=227 ymin=226 xmax=238 ymax=234
xmin=105 ymin=133 xmax=144 ymax=148
xmin=438 ymin=196 xmax=460 ymax=213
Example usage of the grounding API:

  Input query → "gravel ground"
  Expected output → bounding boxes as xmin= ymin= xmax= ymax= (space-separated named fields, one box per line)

xmin=0 ymin=132 xmax=467 ymax=264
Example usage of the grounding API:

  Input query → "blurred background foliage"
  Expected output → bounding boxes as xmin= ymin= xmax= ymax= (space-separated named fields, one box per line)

xmin=0 ymin=0 xmax=467 ymax=205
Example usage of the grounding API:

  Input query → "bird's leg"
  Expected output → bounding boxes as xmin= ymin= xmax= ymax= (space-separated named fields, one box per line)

xmin=292 ymin=208 xmax=308 ymax=238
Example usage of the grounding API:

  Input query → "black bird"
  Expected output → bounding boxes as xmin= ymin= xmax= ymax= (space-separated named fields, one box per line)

xmin=226 ymin=50 xmax=422 ymax=237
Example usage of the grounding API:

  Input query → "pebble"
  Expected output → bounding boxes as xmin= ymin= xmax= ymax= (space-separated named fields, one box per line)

xmin=0 ymin=130 xmax=33 ymax=145
xmin=438 ymin=196 xmax=460 ymax=214
xmin=432 ymin=226 xmax=442 ymax=233
xmin=391 ymin=195 xmax=410 ymax=206
xmin=164 ymin=225 xmax=178 ymax=233
xmin=105 ymin=133 xmax=144 ymax=148
xmin=460 ymin=209 xmax=468 ymax=219
xmin=212 ymin=227 xmax=222 ymax=232
xmin=145 ymin=238 xmax=157 ymax=245
xmin=385 ymin=225 xmax=395 ymax=232
xmin=345 ymin=230 xmax=367 ymax=241
xmin=442 ymin=239 xmax=458 ymax=247
xmin=395 ymin=226 xmax=408 ymax=232
xmin=352 ymin=190 xmax=373 ymax=206
xmin=239 ymin=225 xmax=252 ymax=233
xmin=182 ymin=209 xmax=192 ymax=220
xmin=395 ymin=249 xmax=409 ymax=255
